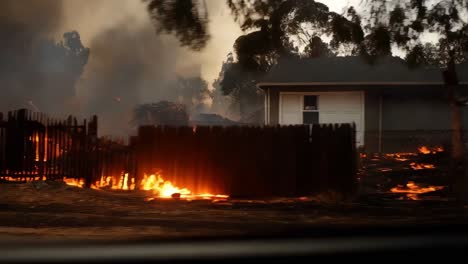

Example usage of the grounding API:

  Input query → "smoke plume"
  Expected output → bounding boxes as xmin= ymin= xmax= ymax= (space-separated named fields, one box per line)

xmin=79 ymin=21 xmax=185 ymax=136
xmin=0 ymin=0 xmax=203 ymax=137
xmin=0 ymin=0 xmax=66 ymax=113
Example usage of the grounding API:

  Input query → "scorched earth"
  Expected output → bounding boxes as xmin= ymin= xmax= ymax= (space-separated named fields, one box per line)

xmin=0 ymin=179 xmax=467 ymax=242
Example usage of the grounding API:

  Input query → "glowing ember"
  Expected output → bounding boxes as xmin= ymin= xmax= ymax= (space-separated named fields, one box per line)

xmin=386 ymin=152 xmax=418 ymax=157
xmin=409 ymin=162 xmax=435 ymax=170
xmin=390 ymin=181 xmax=444 ymax=200
xmin=418 ymin=146 xmax=431 ymax=154
xmin=2 ymin=177 xmax=45 ymax=182
xmin=63 ymin=178 xmax=84 ymax=188
xmin=189 ymin=194 xmax=229 ymax=200
xmin=385 ymin=153 xmax=413 ymax=161
xmin=418 ymin=146 xmax=444 ymax=155
xmin=378 ymin=168 xmax=393 ymax=172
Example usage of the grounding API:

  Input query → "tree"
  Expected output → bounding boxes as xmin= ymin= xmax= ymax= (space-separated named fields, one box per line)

xmin=213 ymin=53 xmax=264 ymax=123
xmin=201 ymin=1 xmax=353 ymax=122
xmin=145 ymin=0 xmax=210 ymax=50
xmin=145 ymin=0 xmax=362 ymax=55
xmin=0 ymin=29 xmax=89 ymax=113
xmin=36 ymin=31 xmax=90 ymax=113
xmin=60 ymin=31 xmax=90 ymax=80
xmin=169 ymin=76 xmax=212 ymax=112
xmin=303 ymin=36 xmax=335 ymax=58
xmin=146 ymin=1 xmax=359 ymax=123
xmin=355 ymin=0 xmax=468 ymax=201
xmin=405 ymin=43 xmax=444 ymax=68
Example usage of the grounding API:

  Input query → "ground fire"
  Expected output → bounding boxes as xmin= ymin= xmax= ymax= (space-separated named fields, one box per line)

xmin=418 ymin=146 xmax=444 ymax=155
xmin=58 ymin=146 xmax=446 ymax=201
xmin=360 ymin=145 xmax=448 ymax=200
xmin=409 ymin=162 xmax=436 ymax=170
xmin=63 ymin=178 xmax=85 ymax=188
xmin=72 ymin=173 xmax=230 ymax=200
xmin=390 ymin=181 xmax=445 ymax=200
xmin=140 ymin=174 xmax=191 ymax=198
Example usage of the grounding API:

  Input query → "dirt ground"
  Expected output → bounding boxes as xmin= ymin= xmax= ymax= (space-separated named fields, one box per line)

xmin=0 ymin=180 xmax=467 ymax=242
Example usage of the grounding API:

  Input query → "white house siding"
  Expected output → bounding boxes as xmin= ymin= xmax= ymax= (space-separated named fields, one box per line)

xmin=279 ymin=91 xmax=365 ymax=146
xmin=279 ymin=94 xmax=303 ymax=125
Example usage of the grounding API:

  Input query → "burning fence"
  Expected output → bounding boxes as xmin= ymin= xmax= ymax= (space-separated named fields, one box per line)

xmin=1 ymin=110 xmax=358 ymax=198
xmin=82 ymin=124 xmax=357 ymax=199
xmin=0 ymin=109 xmax=98 ymax=182
xmin=1 ymin=109 xmax=450 ymax=201
xmin=131 ymin=124 xmax=357 ymax=198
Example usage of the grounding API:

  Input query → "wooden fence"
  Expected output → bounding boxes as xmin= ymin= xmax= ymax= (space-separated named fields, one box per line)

xmin=134 ymin=124 xmax=357 ymax=197
xmin=0 ymin=109 xmax=98 ymax=185
xmin=95 ymin=136 xmax=136 ymax=188
xmin=0 ymin=109 xmax=357 ymax=197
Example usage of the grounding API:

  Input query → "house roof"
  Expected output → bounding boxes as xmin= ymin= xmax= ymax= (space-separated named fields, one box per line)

xmin=190 ymin=113 xmax=239 ymax=126
xmin=258 ymin=56 xmax=468 ymax=87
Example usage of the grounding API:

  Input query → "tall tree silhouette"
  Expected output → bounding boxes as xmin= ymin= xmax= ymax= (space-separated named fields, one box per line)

xmin=33 ymin=31 xmax=90 ymax=113
xmin=145 ymin=0 xmax=362 ymax=55
xmin=169 ymin=76 xmax=212 ymax=112
xmin=145 ymin=0 xmax=210 ymax=50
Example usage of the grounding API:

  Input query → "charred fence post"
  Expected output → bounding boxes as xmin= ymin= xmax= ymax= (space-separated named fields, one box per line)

xmin=88 ymin=116 xmax=98 ymax=185
xmin=129 ymin=136 xmax=139 ymax=189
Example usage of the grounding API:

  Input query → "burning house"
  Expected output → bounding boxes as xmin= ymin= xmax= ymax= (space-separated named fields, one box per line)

xmin=259 ymin=56 xmax=468 ymax=153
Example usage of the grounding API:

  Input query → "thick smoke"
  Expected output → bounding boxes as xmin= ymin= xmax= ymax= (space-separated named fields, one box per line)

xmin=0 ymin=0 xmax=68 ymax=113
xmin=79 ymin=21 xmax=186 ymax=136
xmin=0 ymin=0 xmax=203 ymax=137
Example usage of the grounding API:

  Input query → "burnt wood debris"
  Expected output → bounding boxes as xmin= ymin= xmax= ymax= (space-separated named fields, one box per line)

xmin=0 ymin=109 xmax=357 ymax=197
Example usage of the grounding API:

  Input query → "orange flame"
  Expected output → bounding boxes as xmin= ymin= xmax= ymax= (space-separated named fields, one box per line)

xmin=385 ymin=153 xmax=414 ymax=161
xmin=34 ymin=134 xmax=40 ymax=161
xmin=409 ymin=162 xmax=436 ymax=170
xmin=63 ymin=178 xmax=84 ymax=188
xmin=418 ymin=146 xmax=444 ymax=155
xmin=140 ymin=174 xmax=191 ymax=198
xmin=390 ymin=181 xmax=444 ymax=200
xmin=2 ymin=176 xmax=45 ymax=182
xmin=84 ymin=172 xmax=228 ymax=200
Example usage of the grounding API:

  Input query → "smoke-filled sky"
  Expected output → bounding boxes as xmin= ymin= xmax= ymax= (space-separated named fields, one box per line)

xmin=0 ymin=0 xmax=242 ymax=136
xmin=0 ymin=0 xmax=360 ymax=136
xmin=58 ymin=0 xmax=243 ymax=92
xmin=60 ymin=0 xmax=359 ymax=94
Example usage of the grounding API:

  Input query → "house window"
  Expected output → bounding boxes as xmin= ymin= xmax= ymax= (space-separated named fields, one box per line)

xmin=303 ymin=95 xmax=319 ymax=124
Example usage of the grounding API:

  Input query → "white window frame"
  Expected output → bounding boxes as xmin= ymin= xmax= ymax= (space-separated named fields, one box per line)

xmin=302 ymin=95 xmax=319 ymax=124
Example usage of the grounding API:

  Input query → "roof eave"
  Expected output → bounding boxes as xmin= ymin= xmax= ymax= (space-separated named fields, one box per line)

xmin=256 ymin=81 xmax=468 ymax=89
